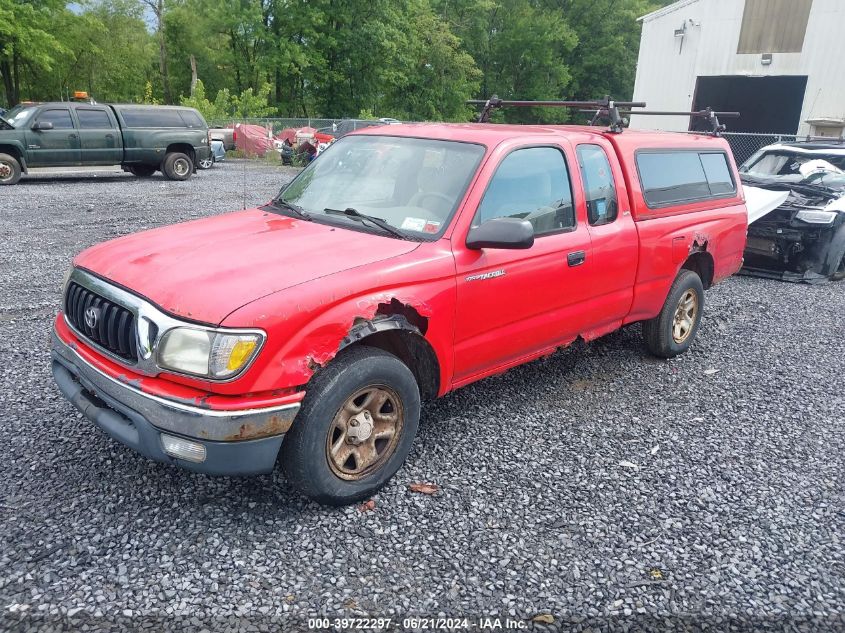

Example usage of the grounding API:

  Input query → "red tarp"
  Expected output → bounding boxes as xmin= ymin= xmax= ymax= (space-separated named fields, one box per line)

xmin=234 ymin=123 xmax=274 ymax=156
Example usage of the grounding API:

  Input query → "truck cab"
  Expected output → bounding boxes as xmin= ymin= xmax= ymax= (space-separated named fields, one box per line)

xmin=51 ymin=115 xmax=748 ymax=505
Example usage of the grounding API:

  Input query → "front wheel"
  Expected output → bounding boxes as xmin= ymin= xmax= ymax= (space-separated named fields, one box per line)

xmin=281 ymin=346 xmax=421 ymax=506
xmin=162 ymin=152 xmax=193 ymax=180
xmin=643 ymin=269 xmax=704 ymax=358
xmin=0 ymin=153 xmax=22 ymax=185
xmin=197 ymin=155 xmax=214 ymax=170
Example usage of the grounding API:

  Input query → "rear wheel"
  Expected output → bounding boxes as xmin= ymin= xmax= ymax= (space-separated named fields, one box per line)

xmin=197 ymin=155 xmax=214 ymax=170
xmin=0 ymin=153 xmax=22 ymax=185
xmin=281 ymin=346 xmax=420 ymax=506
xmin=643 ymin=269 xmax=704 ymax=358
xmin=128 ymin=164 xmax=156 ymax=178
xmin=162 ymin=152 xmax=193 ymax=180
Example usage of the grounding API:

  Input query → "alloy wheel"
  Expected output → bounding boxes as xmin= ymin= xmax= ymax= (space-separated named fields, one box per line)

xmin=672 ymin=289 xmax=698 ymax=344
xmin=326 ymin=385 xmax=404 ymax=480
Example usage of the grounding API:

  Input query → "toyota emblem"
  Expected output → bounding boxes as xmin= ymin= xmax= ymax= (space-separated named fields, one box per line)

xmin=84 ymin=306 xmax=100 ymax=329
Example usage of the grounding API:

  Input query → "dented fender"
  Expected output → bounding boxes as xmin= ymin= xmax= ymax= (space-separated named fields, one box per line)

xmin=219 ymin=241 xmax=458 ymax=395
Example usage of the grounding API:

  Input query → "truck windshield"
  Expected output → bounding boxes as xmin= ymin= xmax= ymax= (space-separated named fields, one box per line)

xmin=3 ymin=105 xmax=38 ymax=128
xmin=276 ymin=135 xmax=486 ymax=239
xmin=741 ymin=148 xmax=845 ymax=190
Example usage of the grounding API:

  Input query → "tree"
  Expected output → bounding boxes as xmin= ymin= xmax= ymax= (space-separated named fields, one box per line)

xmin=435 ymin=0 xmax=578 ymax=122
xmin=45 ymin=0 xmax=156 ymax=103
xmin=141 ymin=0 xmax=172 ymax=103
xmin=0 ymin=0 xmax=66 ymax=106
xmin=560 ymin=0 xmax=661 ymax=103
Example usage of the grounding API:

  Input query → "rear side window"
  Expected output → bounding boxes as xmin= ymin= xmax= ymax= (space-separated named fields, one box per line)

xmin=179 ymin=110 xmax=205 ymax=128
xmin=120 ymin=108 xmax=186 ymax=128
xmin=636 ymin=151 xmax=735 ymax=206
xmin=36 ymin=109 xmax=74 ymax=129
xmin=473 ymin=147 xmax=575 ymax=237
xmin=577 ymin=144 xmax=618 ymax=226
xmin=76 ymin=108 xmax=113 ymax=129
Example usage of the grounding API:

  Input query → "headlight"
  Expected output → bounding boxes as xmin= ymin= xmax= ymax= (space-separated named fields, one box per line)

xmin=795 ymin=209 xmax=838 ymax=224
xmin=157 ymin=327 xmax=264 ymax=379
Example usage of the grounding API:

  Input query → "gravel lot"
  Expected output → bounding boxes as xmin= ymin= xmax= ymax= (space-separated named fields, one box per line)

xmin=1 ymin=160 xmax=843 ymax=632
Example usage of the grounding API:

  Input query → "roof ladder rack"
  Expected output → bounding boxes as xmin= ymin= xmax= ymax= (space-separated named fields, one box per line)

xmin=467 ymin=96 xmax=739 ymax=136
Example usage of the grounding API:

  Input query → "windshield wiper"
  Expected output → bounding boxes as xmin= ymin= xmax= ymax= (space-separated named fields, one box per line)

xmin=324 ymin=207 xmax=407 ymax=239
xmin=266 ymin=199 xmax=312 ymax=220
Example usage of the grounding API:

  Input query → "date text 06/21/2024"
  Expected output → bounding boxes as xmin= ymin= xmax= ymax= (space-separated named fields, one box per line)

xmin=307 ymin=616 xmax=529 ymax=630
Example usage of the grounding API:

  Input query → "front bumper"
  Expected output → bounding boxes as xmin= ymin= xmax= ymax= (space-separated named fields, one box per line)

xmin=51 ymin=328 xmax=301 ymax=476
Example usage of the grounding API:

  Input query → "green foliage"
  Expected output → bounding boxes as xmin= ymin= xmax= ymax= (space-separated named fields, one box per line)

xmin=0 ymin=0 xmax=68 ymax=105
xmin=1 ymin=0 xmax=666 ymax=122
xmin=180 ymin=79 xmax=275 ymax=121
xmin=143 ymin=81 xmax=160 ymax=105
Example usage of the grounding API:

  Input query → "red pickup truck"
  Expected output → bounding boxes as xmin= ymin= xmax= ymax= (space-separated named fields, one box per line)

xmin=52 ymin=118 xmax=747 ymax=505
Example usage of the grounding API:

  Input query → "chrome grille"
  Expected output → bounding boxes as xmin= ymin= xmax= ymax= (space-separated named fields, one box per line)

xmin=65 ymin=281 xmax=137 ymax=362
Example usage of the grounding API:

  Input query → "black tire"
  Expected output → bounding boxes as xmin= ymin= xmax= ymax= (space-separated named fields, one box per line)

xmin=128 ymin=164 xmax=156 ymax=178
xmin=643 ymin=269 xmax=705 ymax=358
xmin=0 ymin=152 xmax=22 ymax=185
xmin=197 ymin=155 xmax=214 ymax=170
xmin=825 ymin=226 xmax=845 ymax=281
xmin=162 ymin=152 xmax=193 ymax=181
xmin=830 ymin=250 xmax=845 ymax=282
xmin=281 ymin=346 xmax=421 ymax=506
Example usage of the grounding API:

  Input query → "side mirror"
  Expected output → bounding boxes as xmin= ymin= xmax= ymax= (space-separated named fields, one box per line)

xmin=466 ymin=217 xmax=535 ymax=250
xmin=33 ymin=121 xmax=54 ymax=131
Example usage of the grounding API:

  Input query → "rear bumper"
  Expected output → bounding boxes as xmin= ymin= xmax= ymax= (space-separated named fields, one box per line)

xmin=51 ymin=328 xmax=301 ymax=476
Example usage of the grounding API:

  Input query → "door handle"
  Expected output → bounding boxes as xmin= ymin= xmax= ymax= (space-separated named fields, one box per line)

xmin=567 ymin=250 xmax=586 ymax=267
xmin=68 ymin=133 xmax=78 ymax=139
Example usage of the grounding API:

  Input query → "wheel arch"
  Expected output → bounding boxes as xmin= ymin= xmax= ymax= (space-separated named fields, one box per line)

xmin=0 ymin=144 xmax=26 ymax=172
xmin=165 ymin=142 xmax=196 ymax=163
xmin=337 ymin=310 xmax=440 ymax=401
xmin=681 ymin=246 xmax=715 ymax=289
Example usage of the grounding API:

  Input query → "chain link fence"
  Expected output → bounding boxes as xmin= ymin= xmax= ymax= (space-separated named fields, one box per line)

xmin=207 ymin=118 xmax=825 ymax=168
xmin=206 ymin=117 xmax=386 ymax=135
xmin=720 ymin=132 xmax=800 ymax=166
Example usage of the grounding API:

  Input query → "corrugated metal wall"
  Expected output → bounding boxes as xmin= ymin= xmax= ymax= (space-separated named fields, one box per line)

xmin=631 ymin=0 xmax=845 ymax=136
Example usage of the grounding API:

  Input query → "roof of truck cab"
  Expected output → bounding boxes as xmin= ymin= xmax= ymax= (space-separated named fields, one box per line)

xmin=351 ymin=122 xmax=727 ymax=149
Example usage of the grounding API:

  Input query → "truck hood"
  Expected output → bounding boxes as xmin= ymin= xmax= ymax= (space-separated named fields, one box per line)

xmin=74 ymin=208 xmax=420 ymax=324
xmin=0 ymin=117 xmax=13 ymax=131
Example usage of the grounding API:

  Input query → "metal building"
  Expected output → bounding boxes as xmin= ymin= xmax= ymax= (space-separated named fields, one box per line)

xmin=630 ymin=0 xmax=845 ymax=137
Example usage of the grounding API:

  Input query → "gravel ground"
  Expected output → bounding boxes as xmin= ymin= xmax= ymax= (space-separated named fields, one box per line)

xmin=1 ymin=160 xmax=843 ymax=632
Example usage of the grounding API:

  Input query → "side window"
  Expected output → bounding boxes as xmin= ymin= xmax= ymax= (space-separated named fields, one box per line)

xmin=120 ymin=108 xmax=186 ymax=128
xmin=76 ymin=108 xmax=113 ymax=129
xmin=179 ymin=110 xmax=205 ymax=128
xmin=699 ymin=153 xmax=734 ymax=195
xmin=636 ymin=151 xmax=736 ymax=207
xmin=36 ymin=109 xmax=74 ymax=129
xmin=473 ymin=147 xmax=575 ymax=237
xmin=577 ymin=144 xmax=618 ymax=226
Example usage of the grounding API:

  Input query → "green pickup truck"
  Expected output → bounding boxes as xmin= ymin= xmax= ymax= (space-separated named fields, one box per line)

xmin=0 ymin=102 xmax=210 ymax=185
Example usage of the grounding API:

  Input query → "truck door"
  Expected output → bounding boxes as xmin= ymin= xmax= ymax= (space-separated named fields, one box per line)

xmin=574 ymin=142 xmax=638 ymax=327
xmin=25 ymin=107 xmax=80 ymax=166
xmin=74 ymin=106 xmax=122 ymax=165
xmin=452 ymin=144 xmax=594 ymax=383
